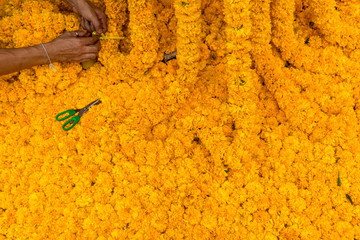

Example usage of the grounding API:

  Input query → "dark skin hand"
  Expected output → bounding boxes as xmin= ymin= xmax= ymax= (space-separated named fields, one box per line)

xmin=0 ymin=0 xmax=107 ymax=76
xmin=0 ymin=31 xmax=100 ymax=76
xmin=47 ymin=31 xmax=100 ymax=62
xmin=67 ymin=0 xmax=107 ymax=34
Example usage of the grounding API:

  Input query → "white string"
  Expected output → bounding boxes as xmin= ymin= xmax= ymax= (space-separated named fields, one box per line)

xmin=40 ymin=42 xmax=56 ymax=73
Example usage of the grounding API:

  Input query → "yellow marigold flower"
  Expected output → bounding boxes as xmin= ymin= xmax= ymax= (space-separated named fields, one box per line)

xmin=174 ymin=0 xmax=204 ymax=86
xmin=1 ymin=0 xmax=360 ymax=238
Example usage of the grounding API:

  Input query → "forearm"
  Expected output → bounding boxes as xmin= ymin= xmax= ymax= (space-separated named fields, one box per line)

xmin=0 ymin=44 xmax=51 ymax=76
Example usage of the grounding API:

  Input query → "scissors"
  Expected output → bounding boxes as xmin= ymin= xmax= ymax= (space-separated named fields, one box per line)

xmin=56 ymin=99 xmax=102 ymax=131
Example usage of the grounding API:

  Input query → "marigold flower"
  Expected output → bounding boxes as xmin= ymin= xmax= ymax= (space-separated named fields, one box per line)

xmin=1 ymin=0 xmax=360 ymax=238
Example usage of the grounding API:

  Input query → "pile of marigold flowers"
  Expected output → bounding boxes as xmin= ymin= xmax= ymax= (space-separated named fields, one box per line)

xmin=1 ymin=0 xmax=360 ymax=238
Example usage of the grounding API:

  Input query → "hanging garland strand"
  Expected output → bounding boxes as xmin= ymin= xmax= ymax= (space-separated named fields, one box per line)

xmin=122 ymin=0 xmax=160 ymax=79
xmin=174 ymin=0 xmax=202 ymax=87
xmin=223 ymin=0 xmax=264 ymax=170
xmin=309 ymin=0 xmax=360 ymax=50
xmin=271 ymin=0 xmax=360 ymax=84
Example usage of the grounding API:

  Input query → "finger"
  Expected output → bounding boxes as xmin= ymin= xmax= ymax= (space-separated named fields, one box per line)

xmin=95 ymin=9 xmax=107 ymax=32
xmin=90 ymin=22 xmax=96 ymax=33
xmin=85 ymin=20 xmax=92 ymax=33
xmin=81 ymin=18 xmax=93 ymax=33
xmin=80 ymin=53 xmax=98 ymax=62
xmin=68 ymin=53 xmax=97 ymax=63
xmin=84 ymin=9 xmax=102 ymax=34
xmin=81 ymin=17 xmax=86 ymax=30
xmin=84 ymin=42 xmax=101 ymax=53
xmin=78 ymin=30 xmax=88 ymax=37
xmin=91 ymin=14 xmax=103 ymax=34
xmin=79 ymin=36 xmax=100 ymax=46
xmin=72 ymin=30 xmax=88 ymax=38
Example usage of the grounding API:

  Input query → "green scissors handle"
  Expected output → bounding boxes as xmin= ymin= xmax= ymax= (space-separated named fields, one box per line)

xmin=55 ymin=99 xmax=101 ymax=131
xmin=56 ymin=109 xmax=76 ymax=121
xmin=62 ymin=115 xmax=81 ymax=131
xmin=56 ymin=109 xmax=81 ymax=131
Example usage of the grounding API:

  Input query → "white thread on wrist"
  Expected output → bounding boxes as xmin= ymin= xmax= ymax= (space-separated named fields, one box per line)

xmin=40 ymin=42 xmax=56 ymax=73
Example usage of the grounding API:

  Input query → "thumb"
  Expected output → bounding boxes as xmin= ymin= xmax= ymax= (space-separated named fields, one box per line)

xmin=76 ymin=30 xmax=89 ymax=37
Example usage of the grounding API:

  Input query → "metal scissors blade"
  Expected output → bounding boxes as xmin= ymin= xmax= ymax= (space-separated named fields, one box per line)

xmin=78 ymin=98 xmax=101 ymax=117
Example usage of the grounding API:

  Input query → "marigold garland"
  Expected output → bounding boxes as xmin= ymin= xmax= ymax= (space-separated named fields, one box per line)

xmin=309 ymin=0 xmax=360 ymax=50
xmin=122 ymin=0 xmax=160 ymax=79
xmin=174 ymin=0 xmax=203 ymax=87
xmin=1 ymin=0 xmax=360 ymax=239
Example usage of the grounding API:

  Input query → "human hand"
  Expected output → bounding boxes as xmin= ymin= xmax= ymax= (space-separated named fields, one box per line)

xmin=45 ymin=31 xmax=101 ymax=63
xmin=68 ymin=0 xmax=107 ymax=34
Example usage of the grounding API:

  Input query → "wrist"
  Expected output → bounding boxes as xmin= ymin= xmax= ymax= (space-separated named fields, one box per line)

xmin=65 ymin=0 xmax=77 ymax=7
xmin=65 ymin=0 xmax=80 ymax=14
xmin=41 ymin=42 xmax=58 ymax=63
